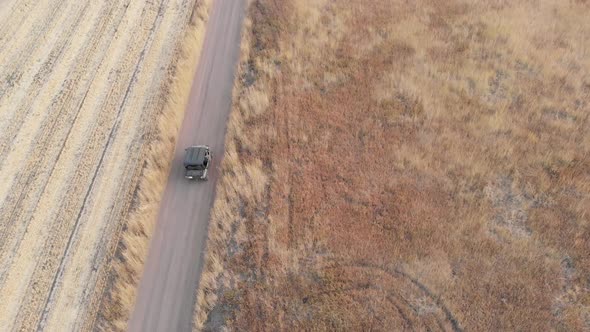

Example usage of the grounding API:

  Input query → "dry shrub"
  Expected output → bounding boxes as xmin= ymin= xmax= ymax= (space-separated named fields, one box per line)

xmin=197 ymin=0 xmax=590 ymax=330
xmin=94 ymin=1 xmax=212 ymax=330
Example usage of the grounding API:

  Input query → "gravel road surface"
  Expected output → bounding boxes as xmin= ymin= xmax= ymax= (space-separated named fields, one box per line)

xmin=128 ymin=0 xmax=246 ymax=331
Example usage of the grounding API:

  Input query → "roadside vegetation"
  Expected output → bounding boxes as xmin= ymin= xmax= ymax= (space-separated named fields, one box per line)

xmin=94 ymin=1 xmax=212 ymax=330
xmin=196 ymin=0 xmax=590 ymax=330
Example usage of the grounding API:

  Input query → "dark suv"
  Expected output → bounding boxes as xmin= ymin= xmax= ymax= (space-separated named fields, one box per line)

xmin=183 ymin=145 xmax=211 ymax=180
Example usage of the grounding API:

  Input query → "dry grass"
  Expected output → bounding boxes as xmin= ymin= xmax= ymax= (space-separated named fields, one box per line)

xmin=93 ymin=1 xmax=212 ymax=330
xmin=193 ymin=6 xmax=259 ymax=329
xmin=197 ymin=0 xmax=590 ymax=330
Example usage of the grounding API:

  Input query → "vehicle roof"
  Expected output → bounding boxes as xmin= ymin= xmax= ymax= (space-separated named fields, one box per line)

xmin=184 ymin=146 xmax=208 ymax=167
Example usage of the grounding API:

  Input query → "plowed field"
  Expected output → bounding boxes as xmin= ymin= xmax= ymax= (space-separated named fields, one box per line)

xmin=0 ymin=0 xmax=199 ymax=330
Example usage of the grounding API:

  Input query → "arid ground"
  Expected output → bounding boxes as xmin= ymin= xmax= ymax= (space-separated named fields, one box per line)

xmin=196 ymin=0 xmax=590 ymax=330
xmin=0 ymin=0 xmax=208 ymax=330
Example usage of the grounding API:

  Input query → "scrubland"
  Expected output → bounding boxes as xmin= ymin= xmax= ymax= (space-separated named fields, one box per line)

xmin=196 ymin=0 xmax=590 ymax=330
xmin=0 ymin=0 xmax=208 ymax=330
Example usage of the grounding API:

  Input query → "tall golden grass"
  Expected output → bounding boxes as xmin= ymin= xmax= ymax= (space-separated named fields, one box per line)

xmin=95 ymin=1 xmax=212 ymax=330
xmin=192 ymin=6 xmax=260 ymax=329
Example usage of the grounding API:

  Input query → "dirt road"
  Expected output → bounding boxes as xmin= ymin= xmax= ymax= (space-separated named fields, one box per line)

xmin=128 ymin=0 xmax=246 ymax=331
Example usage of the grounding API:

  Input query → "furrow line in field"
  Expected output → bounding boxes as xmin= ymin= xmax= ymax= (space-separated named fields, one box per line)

xmin=0 ymin=1 xmax=97 ymax=292
xmin=81 ymin=140 xmax=150 ymax=332
xmin=42 ymin=0 xmax=189 ymax=325
xmin=0 ymin=0 xmax=40 ymax=49
xmin=0 ymin=0 xmax=154 ymax=328
xmin=70 ymin=6 xmax=198 ymax=331
xmin=14 ymin=1 xmax=170 ymax=329
xmin=0 ymin=0 xmax=129 ymax=252
xmin=0 ymin=0 xmax=90 ymax=168
xmin=0 ymin=0 xmax=94 ymax=233
xmin=0 ymin=0 xmax=123 ymax=287
xmin=0 ymin=0 xmax=68 ymax=101
xmin=67 ymin=3 xmax=197 ymax=329
xmin=84 ymin=4 xmax=204 ymax=330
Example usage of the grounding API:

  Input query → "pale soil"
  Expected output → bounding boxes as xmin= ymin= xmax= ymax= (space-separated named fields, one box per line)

xmin=0 ymin=0 xmax=199 ymax=330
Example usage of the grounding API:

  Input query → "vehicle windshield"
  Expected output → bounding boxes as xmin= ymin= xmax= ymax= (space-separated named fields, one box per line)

xmin=186 ymin=163 xmax=205 ymax=170
xmin=184 ymin=147 xmax=208 ymax=170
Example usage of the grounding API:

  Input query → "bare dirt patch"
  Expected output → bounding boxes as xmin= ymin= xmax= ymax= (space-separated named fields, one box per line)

xmin=196 ymin=0 xmax=590 ymax=330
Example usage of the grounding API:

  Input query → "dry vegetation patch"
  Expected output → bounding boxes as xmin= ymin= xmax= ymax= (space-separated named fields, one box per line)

xmin=197 ymin=0 xmax=590 ymax=330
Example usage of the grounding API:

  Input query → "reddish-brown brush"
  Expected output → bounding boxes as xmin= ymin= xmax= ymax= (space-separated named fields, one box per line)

xmin=196 ymin=0 xmax=590 ymax=330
